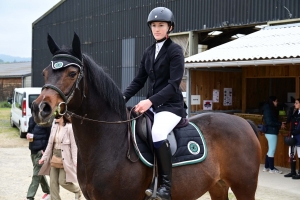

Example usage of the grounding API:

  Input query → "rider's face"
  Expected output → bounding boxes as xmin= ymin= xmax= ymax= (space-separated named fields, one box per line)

xmin=150 ymin=22 xmax=170 ymax=40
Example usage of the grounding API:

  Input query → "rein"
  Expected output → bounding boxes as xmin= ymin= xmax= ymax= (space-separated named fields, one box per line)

xmin=67 ymin=107 xmax=142 ymax=163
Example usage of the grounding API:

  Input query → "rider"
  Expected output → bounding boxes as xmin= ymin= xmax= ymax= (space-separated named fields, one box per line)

xmin=123 ymin=7 xmax=187 ymax=200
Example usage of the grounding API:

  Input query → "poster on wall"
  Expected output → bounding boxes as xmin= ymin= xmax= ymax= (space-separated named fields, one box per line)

xmin=213 ymin=89 xmax=219 ymax=103
xmin=191 ymin=95 xmax=201 ymax=105
xmin=203 ymin=100 xmax=213 ymax=110
xmin=223 ymin=88 xmax=232 ymax=106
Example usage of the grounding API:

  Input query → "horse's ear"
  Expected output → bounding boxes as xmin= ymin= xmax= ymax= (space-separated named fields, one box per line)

xmin=47 ymin=33 xmax=60 ymax=55
xmin=72 ymin=32 xmax=82 ymax=60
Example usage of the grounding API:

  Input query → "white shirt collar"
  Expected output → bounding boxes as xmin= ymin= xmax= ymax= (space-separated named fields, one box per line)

xmin=155 ymin=40 xmax=166 ymax=59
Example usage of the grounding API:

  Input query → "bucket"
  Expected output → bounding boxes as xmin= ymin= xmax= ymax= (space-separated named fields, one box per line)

xmin=279 ymin=110 xmax=286 ymax=116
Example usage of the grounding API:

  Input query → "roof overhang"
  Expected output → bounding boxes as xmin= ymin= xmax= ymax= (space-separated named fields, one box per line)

xmin=185 ymin=58 xmax=300 ymax=68
xmin=185 ymin=22 xmax=300 ymax=69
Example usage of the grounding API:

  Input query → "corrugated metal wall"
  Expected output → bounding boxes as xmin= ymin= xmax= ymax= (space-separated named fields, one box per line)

xmin=32 ymin=0 xmax=300 ymax=105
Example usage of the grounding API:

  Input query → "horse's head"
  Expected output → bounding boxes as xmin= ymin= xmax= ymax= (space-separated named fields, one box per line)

xmin=32 ymin=33 xmax=84 ymax=126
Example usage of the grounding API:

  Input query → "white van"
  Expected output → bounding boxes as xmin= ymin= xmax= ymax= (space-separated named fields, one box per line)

xmin=8 ymin=87 xmax=42 ymax=138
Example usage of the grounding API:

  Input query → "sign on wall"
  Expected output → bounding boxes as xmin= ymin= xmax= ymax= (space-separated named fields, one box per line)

xmin=191 ymin=95 xmax=201 ymax=105
xmin=223 ymin=88 xmax=232 ymax=106
xmin=203 ymin=100 xmax=213 ymax=110
xmin=213 ymin=89 xmax=219 ymax=103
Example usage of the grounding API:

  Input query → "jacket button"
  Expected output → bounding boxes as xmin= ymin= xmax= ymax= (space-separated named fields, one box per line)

xmin=63 ymin=158 xmax=64 ymax=160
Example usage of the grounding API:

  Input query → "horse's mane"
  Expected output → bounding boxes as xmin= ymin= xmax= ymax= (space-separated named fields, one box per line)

xmin=54 ymin=48 xmax=127 ymax=120
xmin=83 ymin=54 xmax=127 ymax=120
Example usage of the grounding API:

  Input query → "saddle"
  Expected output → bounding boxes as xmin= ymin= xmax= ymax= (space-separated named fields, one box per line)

xmin=133 ymin=109 xmax=189 ymax=155
xmin=128 ymin=107 xmax=207 ymax=167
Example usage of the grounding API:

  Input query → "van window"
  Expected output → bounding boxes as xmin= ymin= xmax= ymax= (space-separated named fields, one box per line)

xmin=29 ymin=95 xmax=39 ymax=108
xmin=15 ymin=92 xmax=23 ymax=109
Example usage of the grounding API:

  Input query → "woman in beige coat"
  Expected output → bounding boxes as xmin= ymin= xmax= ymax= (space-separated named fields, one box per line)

xmin=39 ymin=116 xmax=83 ymax=200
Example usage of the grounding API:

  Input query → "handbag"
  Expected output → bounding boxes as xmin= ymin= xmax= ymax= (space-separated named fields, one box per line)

xmin=257 ymin=116 xmax=267 ymax=133
xmin=50 ymin=155 xmax=64 ymax=168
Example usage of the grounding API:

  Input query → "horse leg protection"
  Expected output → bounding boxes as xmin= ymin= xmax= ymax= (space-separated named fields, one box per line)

xmin=155 ymin=140 xmax=172 ymax=200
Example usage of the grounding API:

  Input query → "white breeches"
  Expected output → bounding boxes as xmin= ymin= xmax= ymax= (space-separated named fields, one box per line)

xmin=288 ymin=146 xmax=300 ymax=158
xmin=150 ymin=110 xmax=181 ymax=142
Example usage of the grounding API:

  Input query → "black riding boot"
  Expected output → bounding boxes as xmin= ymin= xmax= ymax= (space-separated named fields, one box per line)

xmin=284 ymin=160 xmax=296 ymax=177
xmin=292 ymin=158 xmax=300 ymax=179
xmin=145 ymin=140 xmax=172 ymax=199
xmin=155 ymin=140 xmax=172 ymax=200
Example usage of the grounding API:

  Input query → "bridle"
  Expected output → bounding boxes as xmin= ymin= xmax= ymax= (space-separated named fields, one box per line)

xmin=42 ymin=54 xmax=85 ymax=115
xmin=42 ymin=53 xmax=142 ymax=162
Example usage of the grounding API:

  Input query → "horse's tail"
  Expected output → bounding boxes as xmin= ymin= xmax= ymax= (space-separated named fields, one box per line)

xmin=246 ymin=119 xmax=259 ymax=138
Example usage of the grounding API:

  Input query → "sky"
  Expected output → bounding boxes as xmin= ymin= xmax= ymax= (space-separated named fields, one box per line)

xmin=0 ymin=0 xmax=61 ymax=58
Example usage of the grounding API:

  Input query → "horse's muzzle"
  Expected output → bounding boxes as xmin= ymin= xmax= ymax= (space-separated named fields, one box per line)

xmin=31 ymin=101 xmax=55 ymax=126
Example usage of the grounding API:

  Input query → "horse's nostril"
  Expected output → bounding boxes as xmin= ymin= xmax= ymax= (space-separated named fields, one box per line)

xmin=40 ymin=102 xmax=52 ymax=118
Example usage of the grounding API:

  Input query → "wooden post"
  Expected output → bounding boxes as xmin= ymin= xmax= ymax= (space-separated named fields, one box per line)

xmin=242 ymin=68 xmax=247 ymax=113
xmin=188 ymin=31 xmax=198 ymax=56
xmin=296 ymin=76 xmax=300 ymax=98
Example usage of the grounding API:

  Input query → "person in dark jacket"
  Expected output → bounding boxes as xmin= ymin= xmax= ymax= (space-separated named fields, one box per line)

xmin=123 ymin=7 xmax=186 ymax=200
xmin=262 ymin=96 xmax=285 ymax=174
xmin=284 ymin=98 xmax=300 ymax=179
xmin=26 ymin=115 xmax=51 ymax=200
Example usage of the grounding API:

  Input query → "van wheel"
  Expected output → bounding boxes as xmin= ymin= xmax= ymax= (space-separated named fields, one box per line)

xmin=19 ymin=129 xmax=27 ymax=138
xmin=10 ymin=117 xmax=16 ymax=127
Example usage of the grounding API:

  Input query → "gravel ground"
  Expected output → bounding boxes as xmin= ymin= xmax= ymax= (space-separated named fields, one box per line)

xmin=1 ymin=146 xmax=300 ymax=200
xmin=0 ymin=113 xmax=300 ymax=199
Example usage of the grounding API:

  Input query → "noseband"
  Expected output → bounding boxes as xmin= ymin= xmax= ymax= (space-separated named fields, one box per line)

xmin=42 ymin=54 xmax=85 ymax=115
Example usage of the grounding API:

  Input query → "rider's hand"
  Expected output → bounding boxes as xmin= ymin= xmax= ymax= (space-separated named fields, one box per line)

xmin=134 ymin=99 xmax=152 ymax=113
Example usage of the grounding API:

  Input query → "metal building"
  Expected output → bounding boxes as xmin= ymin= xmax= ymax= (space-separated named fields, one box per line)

xmin=32 ymin=0 xmax=300 ymax=106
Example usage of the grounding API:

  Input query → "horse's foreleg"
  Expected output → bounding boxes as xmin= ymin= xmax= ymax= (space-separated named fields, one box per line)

xmin=208 ymin=180 xmax=229 ymax=200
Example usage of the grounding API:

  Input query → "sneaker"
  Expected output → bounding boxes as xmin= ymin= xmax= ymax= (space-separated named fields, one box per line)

xmin=269 ymin=168 xmax=282 ymax=174
xmin=262 ymin=167 xmax=269 ymax=172
xmin=41 ymin=194 xmax=50 ymax=200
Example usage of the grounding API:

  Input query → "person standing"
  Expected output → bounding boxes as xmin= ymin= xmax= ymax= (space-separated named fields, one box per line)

xmin=262 ymin=96 xmax=285 ymax=174
xmin=123 ymin=7 xmax=186 ymax=200
xmin=26 ymin=115 xmax=51 ymax=200
xmin=284 ymin=98 xmax=300 ymax=179
xmin=38 ymin=116 xmax=83 ymax=200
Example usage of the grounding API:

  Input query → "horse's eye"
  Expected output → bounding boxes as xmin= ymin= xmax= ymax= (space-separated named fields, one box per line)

xmin=69 ymin=72 xmax=77 ymax=78
xmin=42 ymin=72 xmax=45 ymax=77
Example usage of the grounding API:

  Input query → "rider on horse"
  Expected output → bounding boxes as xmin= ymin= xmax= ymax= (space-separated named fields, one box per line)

xmin=123 ymin=7 xmax=187 ymax=200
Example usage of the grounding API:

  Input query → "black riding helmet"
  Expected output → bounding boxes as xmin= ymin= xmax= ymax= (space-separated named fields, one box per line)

xmin=147 ymin=7 xmax=175 ymax=33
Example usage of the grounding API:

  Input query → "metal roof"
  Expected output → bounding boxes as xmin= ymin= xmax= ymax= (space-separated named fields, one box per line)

xmin=0 ymin=62 xmax=31 ymax=77
xmin=185 ymin=23 xmax=300 ymax=64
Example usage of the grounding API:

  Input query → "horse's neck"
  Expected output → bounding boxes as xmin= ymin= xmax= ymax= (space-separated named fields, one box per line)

xmin=73 ymin=91 xmax=128 ymax=163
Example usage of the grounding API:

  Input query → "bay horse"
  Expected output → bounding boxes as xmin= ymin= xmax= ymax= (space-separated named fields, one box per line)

xmin=32 ymin=33 xmax=261 ymax=200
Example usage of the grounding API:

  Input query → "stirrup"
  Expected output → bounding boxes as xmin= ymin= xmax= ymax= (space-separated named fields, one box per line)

xmin=145 ymin=188 xmax=153 ymax=196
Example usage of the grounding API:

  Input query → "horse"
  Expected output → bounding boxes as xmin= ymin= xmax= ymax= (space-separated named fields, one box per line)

xmin=32 ymin=33 xmax=261 ymax=200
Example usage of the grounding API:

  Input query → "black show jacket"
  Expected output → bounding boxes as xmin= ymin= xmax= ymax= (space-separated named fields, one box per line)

xmin=123 ymin=38 xmax=187 ymax=118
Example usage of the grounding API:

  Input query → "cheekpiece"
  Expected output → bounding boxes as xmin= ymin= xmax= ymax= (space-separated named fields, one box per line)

xmin=51 ymin=54 xmax=83 ymax=70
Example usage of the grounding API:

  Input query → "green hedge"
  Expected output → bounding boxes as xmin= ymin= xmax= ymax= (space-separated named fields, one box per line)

xmin=0 ymin=101 xmax=12 ymax=108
